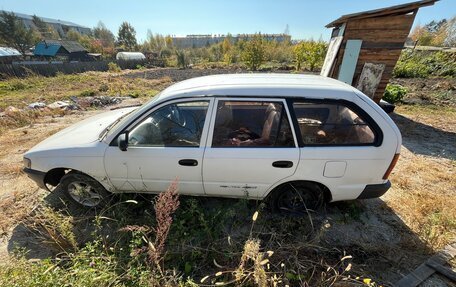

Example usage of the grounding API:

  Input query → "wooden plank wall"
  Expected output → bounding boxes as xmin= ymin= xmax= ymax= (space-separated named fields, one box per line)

xmin=330 ymin=13 xmax=416 ymax=103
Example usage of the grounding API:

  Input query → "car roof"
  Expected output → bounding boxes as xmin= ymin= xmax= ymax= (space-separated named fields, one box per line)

xmin=157 ymin=73 xmax=357 ymax=101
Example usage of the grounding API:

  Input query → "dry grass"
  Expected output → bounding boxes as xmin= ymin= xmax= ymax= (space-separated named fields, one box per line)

xmin=395 ymin=104 xmax=456 ymax=132
xmin=0 ymin=114 xmax=90 ymax=236
xmin=0 ymin=70 xmax=173 ymax=132
xmin=24 ymin=206 xmax=78 ymax=252
xmin=385 ymin=105 xmax=456 ymax=250
xmin=0 ymin=71 xmax=173 ymax=110
xmin=387 ymin=150 xmax=456 ymax=249
xmin=0 ymin=73 xmax=455 ymax=285
xmin=0 ymin=175 xmax=44 ymax=236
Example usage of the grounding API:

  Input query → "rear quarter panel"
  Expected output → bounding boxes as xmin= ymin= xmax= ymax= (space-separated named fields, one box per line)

xmin=262 ymin=91 xmax=401 ymax=201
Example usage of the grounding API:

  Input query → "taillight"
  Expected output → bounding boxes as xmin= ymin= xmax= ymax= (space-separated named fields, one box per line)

xmin=383 ymin=153 xmax=400 ymax=180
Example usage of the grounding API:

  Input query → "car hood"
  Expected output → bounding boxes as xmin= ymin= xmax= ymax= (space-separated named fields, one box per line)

xmin=27 ymin=107 xmax=137 ymax=153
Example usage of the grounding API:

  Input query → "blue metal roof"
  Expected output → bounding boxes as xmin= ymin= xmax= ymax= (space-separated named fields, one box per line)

xmin=34 ymin=42 xmax=61 ymax=56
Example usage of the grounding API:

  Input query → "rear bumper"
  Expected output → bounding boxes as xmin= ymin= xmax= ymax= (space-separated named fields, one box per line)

xmin=23 ymin=168 xmax=47 ymax=190
xmin=357 ymin=180 xmax=391 ymax=199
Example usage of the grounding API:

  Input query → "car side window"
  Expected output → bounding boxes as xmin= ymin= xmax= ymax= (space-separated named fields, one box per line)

xmin=293 ymin=102 xmax=375 ymax=145
xmin=128 ymin=101 xmax=209 ymax=147
xmin=212 ymin=100 xmax=294 ymax=147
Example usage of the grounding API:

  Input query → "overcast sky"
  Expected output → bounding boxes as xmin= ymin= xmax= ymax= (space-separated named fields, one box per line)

xmin=0 ymin=0 xmax=454 ymax=42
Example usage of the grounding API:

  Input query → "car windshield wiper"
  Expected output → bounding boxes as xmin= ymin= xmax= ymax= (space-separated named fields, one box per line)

xmin=110 ymin=104 xmax=142 ymax=110
xmin=98 ymin=109 xmax=135 ymax=140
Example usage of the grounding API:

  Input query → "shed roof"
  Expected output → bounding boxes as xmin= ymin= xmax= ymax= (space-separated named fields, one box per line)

xmin=326 ymin=0 xmax=438 ymax=28
xmin=44 ymin=40 xmax=87 ymax=53
xmin=34 ymin=40 xmax=87 ymax=56
xmin=0 ymin=47 xmax=21 ymax=57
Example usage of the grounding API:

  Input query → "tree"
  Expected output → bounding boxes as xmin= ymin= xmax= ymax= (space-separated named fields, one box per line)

xmin=117 ymin=22 xmax=137 ymax=51
xmin=93 ymin=21 xmax=115 ymax=48
xmin=241 ymin=34 xmax=265 ymax=70
xmin=222 ymin=35 xmax=232 ymax=54
xmin=424 ymin=19 xmax=447 ymax=33
xmin=142 ymin=31 xmax=170 ymax=53
xmin=0 ymin=11 xmax=38 ymax=54
xmin=410 ymin=18 xmax=456 ymax=47
xmin=32 ymin=15 xmax=59 ymax=39
xmin=165 ymin=35 xmax=173 ymax=48
xmin=176 ymin=50 xmax=189 ymax=68
xmin=445 ymin=16 xmax=456 ymax=47
xmin=410 ymin=25 xmax=434 ymax=46
xmin=66 ymin=29 xmax=82 ymax=42
xmin=294 ymin=40 xmax=327 ymax=71
xmin=65 ymin=29 xmax=101 ymax=53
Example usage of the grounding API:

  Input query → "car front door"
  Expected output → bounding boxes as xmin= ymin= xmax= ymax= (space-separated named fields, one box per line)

xmin=202 ymin=98 xmax=300 ymax=198
xmin=104 ymin=98 xmax=213 ymax=195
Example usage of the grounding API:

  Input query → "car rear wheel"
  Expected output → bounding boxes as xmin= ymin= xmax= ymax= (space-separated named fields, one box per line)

xmin=270 ymin=182 xmax=325 ymax=215
xmin=59 ymin=172 xmax=111 ymax=208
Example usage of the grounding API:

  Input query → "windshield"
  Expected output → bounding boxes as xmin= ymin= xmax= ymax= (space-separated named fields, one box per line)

xmin=104 ymin=94 xmax=162 ymax=139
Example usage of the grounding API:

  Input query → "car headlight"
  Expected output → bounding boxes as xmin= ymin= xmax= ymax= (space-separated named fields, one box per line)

xmin=23 ymin=157 xmax=31 ymax=169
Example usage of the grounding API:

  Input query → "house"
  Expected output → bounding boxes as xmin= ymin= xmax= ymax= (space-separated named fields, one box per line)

xmin=172 ymin=34 xmax=291 ymax=49
xmin=0 ymin=47 xmax=21 ymax=64
xmin=1 ymin=11 xmax=91 ymax=38
xmin=34 ymin=40 xmax=91 ymax=61
xmin=322 ymin=0 xmax=438 ymax=103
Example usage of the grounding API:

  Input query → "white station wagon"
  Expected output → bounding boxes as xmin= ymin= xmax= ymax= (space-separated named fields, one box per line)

xmin=23 ymin=74 xmax=401 ymax=212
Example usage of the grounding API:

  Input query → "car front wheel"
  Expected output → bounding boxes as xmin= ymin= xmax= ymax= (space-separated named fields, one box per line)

xmin=59 ymin=172 xmax=111 ymax=208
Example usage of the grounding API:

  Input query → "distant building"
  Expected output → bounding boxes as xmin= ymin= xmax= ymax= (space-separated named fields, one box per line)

xmin=1 ymin=11 xmax=91 ymax=38
xmin=34 ymin=40 xmax=91 ymax=61
xmin=0 ymin=47 xmax=22 ymax=64
xmin=172 ymin=34 xmax=291 ymax=48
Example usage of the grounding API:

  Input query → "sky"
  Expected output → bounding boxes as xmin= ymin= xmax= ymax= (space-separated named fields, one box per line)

xmin=0 ymin=0 xmax=454 ymax=42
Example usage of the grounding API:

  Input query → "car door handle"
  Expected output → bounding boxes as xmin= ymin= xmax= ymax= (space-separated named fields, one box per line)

xmin=178 ymin=159 xmax=198 ymax=166
xmin=272 ymin=161 xmax=293 ymax=168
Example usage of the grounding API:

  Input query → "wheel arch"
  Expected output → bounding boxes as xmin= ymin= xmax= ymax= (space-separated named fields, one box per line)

xmin=264 ymin=180 xmax=333 ymax=203
xmin=44 ymin=167 xmax=113 ymax=192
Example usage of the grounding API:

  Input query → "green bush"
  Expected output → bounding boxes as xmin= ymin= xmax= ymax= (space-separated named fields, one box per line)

xmin=176 ymin=50 xmax=190 ymax=69
xmin=98 ymin=83 xmax=109 ymax=92
xmin=0 ymin=80 xmax=31 ymax=91
xmin=393 ymin=50 xmax=456 ymax=78
xmin=79 ymin=89 xmax=97 ymax=97
xmin=241 ymin=34 xmax=266 ymax=71
xmin=393 ymin=60 xmax=431 ymax=78
xmin=383 ymin=84 xmax=407 ymax=103
xmin=108 ymin=62 xmax=121 ymax=73
xmin=294 ymin=40 xmax=327 ymax=71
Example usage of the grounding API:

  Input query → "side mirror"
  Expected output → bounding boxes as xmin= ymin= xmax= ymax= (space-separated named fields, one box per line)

xmin=118 ymin=132 xmax=128 ymax=151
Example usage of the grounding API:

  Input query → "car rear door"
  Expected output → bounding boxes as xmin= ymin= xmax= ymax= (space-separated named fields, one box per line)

xmin=290 ymin=98 xmax=392 ymax=201
xmin=202 ymin=98 xmax=300 ymax=198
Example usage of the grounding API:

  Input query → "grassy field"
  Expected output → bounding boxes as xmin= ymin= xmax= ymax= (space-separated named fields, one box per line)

xmin=0 ymin=71 xmax=172 ymax=133
xmin=0 ymin=70 xmax=455 ymax=286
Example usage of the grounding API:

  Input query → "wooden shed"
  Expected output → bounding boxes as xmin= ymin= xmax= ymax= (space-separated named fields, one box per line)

xmin=321 ymin=0 xmax=438 ymax=103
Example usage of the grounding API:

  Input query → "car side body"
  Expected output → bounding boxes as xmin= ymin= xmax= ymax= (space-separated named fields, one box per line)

xmin=23 ymin=74 xmax=402 ymax=206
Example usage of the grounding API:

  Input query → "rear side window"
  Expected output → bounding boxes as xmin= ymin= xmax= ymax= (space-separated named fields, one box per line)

xmin=212 ymin=101 xmax=294 ymax=147
xmin=292 ymin=102 xmax=376 ymax=145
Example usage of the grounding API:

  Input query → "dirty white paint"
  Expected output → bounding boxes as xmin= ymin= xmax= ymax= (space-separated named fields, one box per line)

xmin=356 ymin=63 xmax=386 ymax=99
xmin=321 ymin=36 xmax=343 ymax=77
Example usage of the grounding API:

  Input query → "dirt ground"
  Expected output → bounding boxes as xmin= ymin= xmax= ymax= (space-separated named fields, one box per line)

xmin=0 ymin=73 xmax=455 ymax=286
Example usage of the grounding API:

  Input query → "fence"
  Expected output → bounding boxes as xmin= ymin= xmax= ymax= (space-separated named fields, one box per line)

xmin=0 ymin=59 xmax=165 ymax=78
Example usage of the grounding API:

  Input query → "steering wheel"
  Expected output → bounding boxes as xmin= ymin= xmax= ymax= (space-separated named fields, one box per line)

xmin=169 ymin=105 xmax=186 ymax=127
